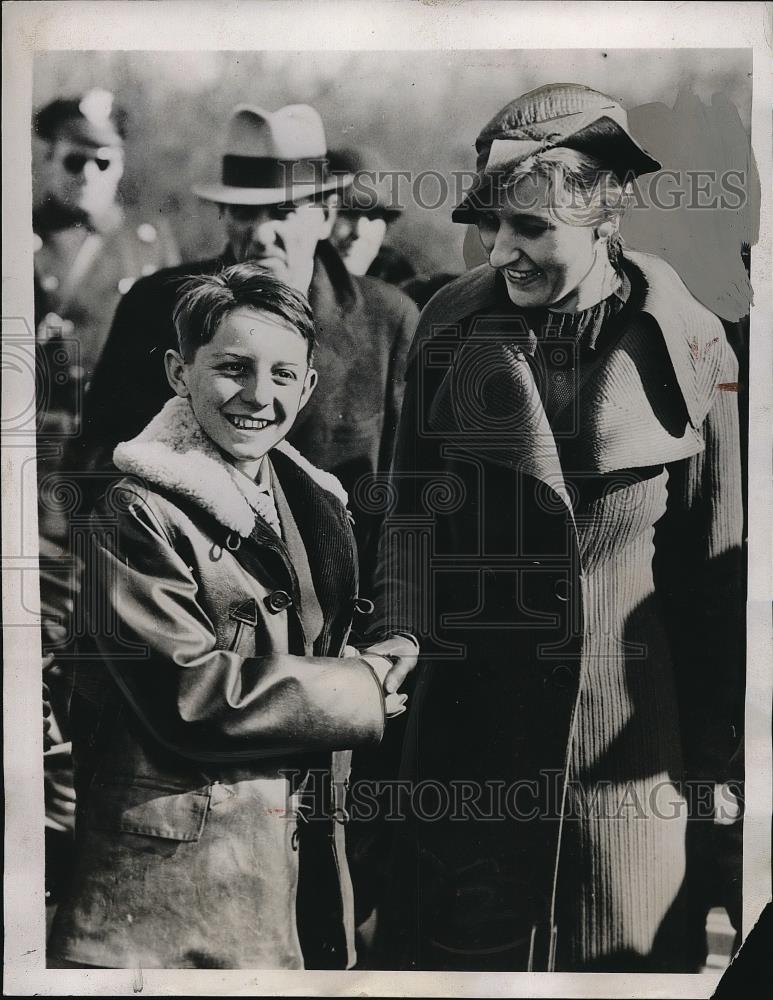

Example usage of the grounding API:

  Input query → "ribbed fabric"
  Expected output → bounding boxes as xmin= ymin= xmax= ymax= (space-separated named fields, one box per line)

xmin=559 ymin=473 xmax=687 ymax=968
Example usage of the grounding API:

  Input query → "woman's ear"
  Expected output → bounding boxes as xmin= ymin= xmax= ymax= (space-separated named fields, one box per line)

xmin=298 ymin=367 xmax=318 ymax=411
xmin=164 ymin=349 xmax=190 ymax=398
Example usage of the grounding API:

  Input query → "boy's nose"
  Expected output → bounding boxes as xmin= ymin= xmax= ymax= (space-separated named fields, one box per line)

xmin=240 ymin=371 xmax=274 ymax=408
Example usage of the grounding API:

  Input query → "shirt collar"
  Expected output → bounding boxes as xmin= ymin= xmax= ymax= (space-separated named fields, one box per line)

xmin=234 ymin=457 xmax=273 ymax=505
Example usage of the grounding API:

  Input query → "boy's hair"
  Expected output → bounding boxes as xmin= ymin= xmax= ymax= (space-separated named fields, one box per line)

xmin=172 ymin=263 xmax=316 ymax=363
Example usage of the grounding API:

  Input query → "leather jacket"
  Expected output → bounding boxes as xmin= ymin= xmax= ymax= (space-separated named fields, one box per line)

xmin=48 ymin=397 xmax=386 ymax=969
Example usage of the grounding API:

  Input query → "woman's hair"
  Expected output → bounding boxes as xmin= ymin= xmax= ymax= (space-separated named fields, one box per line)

xmin=501 ymin=146 xmax=634 ymax=268
xmin=173 ymin=264 xmax=316 ymax=363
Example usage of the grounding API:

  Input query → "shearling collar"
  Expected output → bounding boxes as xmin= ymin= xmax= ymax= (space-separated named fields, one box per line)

xmin=410 ymin=249 xmax=725 ymax=429
xmin=113 ymin=396 xmax=348 ymax=538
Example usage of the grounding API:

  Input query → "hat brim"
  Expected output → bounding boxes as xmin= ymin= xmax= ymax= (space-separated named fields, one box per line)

xmin=451 ymin=119 xmax=662 ymax=224
xmin=192 ymin=173 xmax=351 ymax=206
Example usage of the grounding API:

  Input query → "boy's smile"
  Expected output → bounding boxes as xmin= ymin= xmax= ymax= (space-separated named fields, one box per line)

xmin=170 ymin=306 xmax=317 ymax=479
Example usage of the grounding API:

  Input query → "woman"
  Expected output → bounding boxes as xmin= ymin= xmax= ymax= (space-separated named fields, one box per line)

xmin=47 ymin=264 xmax=415 ymax=969
xmin=372 ymin=84 xmax=744 ymax=971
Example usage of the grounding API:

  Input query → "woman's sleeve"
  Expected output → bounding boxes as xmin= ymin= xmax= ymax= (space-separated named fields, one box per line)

xmin=84 ymin=495 xmax=385 ymax=763
xmin=657 ymin=336 xmax=745 ymax=784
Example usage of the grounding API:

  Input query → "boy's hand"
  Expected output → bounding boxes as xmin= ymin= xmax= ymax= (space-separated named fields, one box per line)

xmin=360 ymin=635 xmax=419 ymax=694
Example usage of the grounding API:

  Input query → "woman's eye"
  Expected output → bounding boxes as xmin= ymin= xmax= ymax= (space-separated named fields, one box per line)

xmin=516 ymin=221 xmax=549 ymax=237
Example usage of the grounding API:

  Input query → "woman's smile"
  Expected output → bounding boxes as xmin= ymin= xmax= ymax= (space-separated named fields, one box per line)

xmin=503 ymin=263 xmax=543 ymax=286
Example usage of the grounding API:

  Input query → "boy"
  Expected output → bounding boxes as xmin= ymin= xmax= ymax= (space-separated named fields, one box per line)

xmin=47 ymin=264 xmax=416 ymax=969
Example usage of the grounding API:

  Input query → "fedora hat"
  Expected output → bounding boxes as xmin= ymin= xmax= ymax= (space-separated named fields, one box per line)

xmin=453 ymin=83 xmax=661 ymax=222
xmin=192 ymin=103 xmax=351 ymax=206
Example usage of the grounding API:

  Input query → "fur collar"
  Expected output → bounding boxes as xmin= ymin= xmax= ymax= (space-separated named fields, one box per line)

xmin=113 ymin=396 xmax=348 ymax=537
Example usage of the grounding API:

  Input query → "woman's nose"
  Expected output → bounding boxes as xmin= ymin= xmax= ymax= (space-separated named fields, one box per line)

xmin=488 ymin=222 xmax=522 ymax=269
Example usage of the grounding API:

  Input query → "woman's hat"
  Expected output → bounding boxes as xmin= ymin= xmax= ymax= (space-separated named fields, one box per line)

xmin=192 ymin=103 xmax=352 ymax=206
xmin=327 ymin=145 xmax=403 ymax=221
xmin=452 ymin=83 xmax=661 ymax=222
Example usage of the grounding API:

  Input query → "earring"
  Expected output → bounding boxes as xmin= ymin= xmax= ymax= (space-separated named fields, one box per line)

xmin=596 ymin=221 xmax=615 ymax=240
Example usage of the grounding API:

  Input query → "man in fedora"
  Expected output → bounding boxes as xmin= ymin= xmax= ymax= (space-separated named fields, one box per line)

xmin=327 ymin=145 xmax=416 ymax=285
xmin=72 ymin=104 xmax=418 ymax=584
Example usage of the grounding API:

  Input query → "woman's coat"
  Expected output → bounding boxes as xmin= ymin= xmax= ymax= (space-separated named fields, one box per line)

xmin=372 ymin=251 xmax=744 ymax=971
xmin=48 ymin=396 xmax=387 ymax=969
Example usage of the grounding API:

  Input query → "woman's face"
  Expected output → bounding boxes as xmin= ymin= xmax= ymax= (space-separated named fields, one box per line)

xmin=476 ymin=173 xmax=599 ymax=309
xmin=168 ymin=307 xmax=316 ymax=478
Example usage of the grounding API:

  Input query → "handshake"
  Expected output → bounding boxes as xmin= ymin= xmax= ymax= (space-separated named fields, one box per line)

xmin=345 ymin=634 xmax=419 ymax=719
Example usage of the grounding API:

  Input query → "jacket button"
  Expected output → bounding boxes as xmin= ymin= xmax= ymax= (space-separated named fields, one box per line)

xmin=550 ymin=665 xmax=574 ymax=690
xmin=265 ymin=590 xmax=293 ymax=614
xmin=553 ymin=579 xmax=571 ymax=602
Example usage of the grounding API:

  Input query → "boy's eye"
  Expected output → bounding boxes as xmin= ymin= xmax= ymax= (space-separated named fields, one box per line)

xmin=273 ymin=368 xmax=297 ymax=381
xmin=219 ymin=362 xmax=249 ymax=376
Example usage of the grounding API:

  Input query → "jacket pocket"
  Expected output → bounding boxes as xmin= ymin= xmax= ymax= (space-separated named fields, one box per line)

xmin=85 ymin=782 xmax=211 ymax=842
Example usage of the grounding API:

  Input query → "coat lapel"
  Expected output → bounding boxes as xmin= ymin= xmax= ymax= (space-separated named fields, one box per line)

xmin=554 ymin=315 xmax=705 ymax=473
xmin=270 ymin=450 xmax=358 ymax=655
xmin=422 ymin=271 xmax=571 ymax=510
xmin=417 ymin=252 xmax=725 ymax=486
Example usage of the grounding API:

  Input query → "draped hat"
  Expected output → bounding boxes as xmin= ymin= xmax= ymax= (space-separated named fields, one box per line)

xmin=452 ymin=83 xmax=661 ymax=222
xmin=192 ymin=103 xmax=352 ymax=206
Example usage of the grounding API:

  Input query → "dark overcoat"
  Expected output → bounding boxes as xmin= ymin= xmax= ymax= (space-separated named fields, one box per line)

xmin=372 ymin=250 xmax=744 ymax=971
xmin=48 ymin=396 xmax=387 ymax=969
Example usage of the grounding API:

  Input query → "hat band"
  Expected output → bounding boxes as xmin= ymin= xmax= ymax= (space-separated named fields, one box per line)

xmin=222 ymin=154 xmax=330 ymax=189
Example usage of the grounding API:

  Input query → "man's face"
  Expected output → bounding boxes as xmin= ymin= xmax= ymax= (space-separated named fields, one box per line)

xmin=170 ymin=307 xmax=316 ymax=478
xmin=39 ymin=137 xmax=124 ymax=220
xmin=329 ymin=210 xmax=387 ymax=276
xmin=476 ymin=173 xmax=597 ymax=309
xmin=222 ymin=199 xmax=332 ymax=294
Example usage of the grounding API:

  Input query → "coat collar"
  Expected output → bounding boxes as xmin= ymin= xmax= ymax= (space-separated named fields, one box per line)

xmin=415 ymin=250 xmax=724 ymax=489
xmin=411 ymin=249 xmax=724 ymax=432
xmin=113 ymin=396 xmax=348 ymax=537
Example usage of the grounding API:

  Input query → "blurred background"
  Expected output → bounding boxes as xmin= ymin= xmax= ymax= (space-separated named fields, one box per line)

xmin=33 ymin=48 xmax=752 ymax=281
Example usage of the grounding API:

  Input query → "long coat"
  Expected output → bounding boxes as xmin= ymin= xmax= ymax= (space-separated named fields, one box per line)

xmin=48 ymin=397 xmax=387 ymax=970
xmin=372 ymin=251 xmax=744 ymax=971
xmin=70 ymin=239 xmax=418 ymax=581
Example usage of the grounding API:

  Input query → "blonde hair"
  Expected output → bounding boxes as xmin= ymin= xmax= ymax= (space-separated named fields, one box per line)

xmin=499 ymin=147 xmax=632 ymax=268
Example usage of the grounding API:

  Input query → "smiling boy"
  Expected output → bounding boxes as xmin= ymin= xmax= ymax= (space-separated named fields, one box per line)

xmin=47 ymin=263 xmax=415 ymax=970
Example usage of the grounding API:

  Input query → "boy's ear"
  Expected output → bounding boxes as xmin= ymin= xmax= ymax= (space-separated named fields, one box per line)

xmin=164 ymin=349 xmax=190 ymax=398
xmin=298 ymin=367 xmax=318 ymax=411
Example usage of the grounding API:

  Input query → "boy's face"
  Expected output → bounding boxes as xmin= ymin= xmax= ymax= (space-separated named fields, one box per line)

xmin=167 ymin=307 xmax=316 ymax=477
